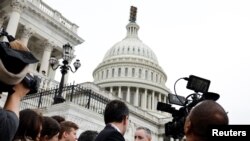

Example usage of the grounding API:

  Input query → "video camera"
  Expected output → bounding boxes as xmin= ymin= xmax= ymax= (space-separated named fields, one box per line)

xmin=0 ymin=28 xmax=40 ymax=95
xmin=157 ymin=75 xmax=220 ymax=139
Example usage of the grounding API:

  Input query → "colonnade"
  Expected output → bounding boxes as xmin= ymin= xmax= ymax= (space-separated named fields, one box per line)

xmin=109 ymin=86 xmax=167 ymax=110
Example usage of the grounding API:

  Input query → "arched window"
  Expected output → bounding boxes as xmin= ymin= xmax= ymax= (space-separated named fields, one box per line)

xmin=139 ymin=69 xmax=142 ymax=78
xmin=151 ymin=72 xmax=153 ymax=81
xmin=112 ymin=68 xmax=115 ymax=77
xmin=145 ymin=70 xmax=148 ymax=79
xmin=106 ymin=69 xmax=109 ymax=78
xmin=132 ymin=68 xmax=135 ymax=77
xmin=118 ymin=68 xmax=121 ymax=77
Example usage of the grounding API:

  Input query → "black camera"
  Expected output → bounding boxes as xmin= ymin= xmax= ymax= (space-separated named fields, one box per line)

xmin=22 ymin=73 xmax=41 ymax=94
xmin=0 ymin=28 xmax=40 ymax=95
xmin=157 ymin=75 xmax=219 ymax=139
xmin=0 ymin=73 xmax=41 ymax=95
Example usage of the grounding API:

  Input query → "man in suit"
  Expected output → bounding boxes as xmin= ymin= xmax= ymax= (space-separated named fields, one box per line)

xmin=95 ymin=100 xmax=129 ymax=141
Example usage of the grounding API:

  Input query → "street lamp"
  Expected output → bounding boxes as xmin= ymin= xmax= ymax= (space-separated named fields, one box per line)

xmin=49 ymin=43 xmax=81 ymax=104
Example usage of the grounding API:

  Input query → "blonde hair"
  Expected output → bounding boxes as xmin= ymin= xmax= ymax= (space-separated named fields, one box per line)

xmin=9 ymin=40 xmax=29 ymax=51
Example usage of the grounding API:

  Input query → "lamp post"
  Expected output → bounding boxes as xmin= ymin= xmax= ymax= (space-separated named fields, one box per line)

xmin=49 ymin=43 xmax=81 ymax=104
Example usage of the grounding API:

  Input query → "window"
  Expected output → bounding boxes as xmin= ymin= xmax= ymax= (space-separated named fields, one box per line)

xmin=106 ymin=70 xmax=109 ymax=78
xmin=112 ymin=68 xmax=115 ymax=77
xmin=151 ymin=72 xmax=153 ymax=81
xmin=118 ymin=68 xmax=121 ymax=77
xmin=132 ymin=68 xmax=135 ymax=77
xmin=145 ymin=70 xmax=148 ymax=79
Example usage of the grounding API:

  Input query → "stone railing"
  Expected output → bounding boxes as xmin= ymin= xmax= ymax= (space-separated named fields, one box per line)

xmin=27 ymin=0 xmax=78 ymax=33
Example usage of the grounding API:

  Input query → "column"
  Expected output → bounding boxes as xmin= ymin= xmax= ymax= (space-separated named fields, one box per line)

xmin=118 ymin=86 xmax=122 ymax=98
xmin=134 ymin=87 xmax=139 ymax=106
xmin=152 ymin=91 xmax=155 ymax=110
xmin=164 ymin=95 xmax=167 ymax=103
xmin=158 ymin=93 xmax=161 ymax=102
xmin=142 ymin=89 xmax=147 ymax=109
xmin=5 ymin=0 xmax=26 ymax=38
xmin=0 ymin=12 xmax=7 ymax=28
xmin=126 ymin=87 xmax=130 ymax=103
xmin=20 ymin=25 xmax=34 ymax=46
xmin=148 ymin=94 xmax=152 ymax=110
xmin=0 ymin=15 xmax=5 ymax=41
xmin=19 ymin=25 xmax=37 ymax=72
xmin=158 ymin=135 xmax=164 ymax=141
xmin=110 ymin=87 xmax=113 ymax=94
xmin=39 ymin=40 xmax=53 ymax=76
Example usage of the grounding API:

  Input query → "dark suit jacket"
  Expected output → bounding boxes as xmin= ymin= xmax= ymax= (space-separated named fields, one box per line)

xmin=95 ymin=124 xmax=125 ymax=141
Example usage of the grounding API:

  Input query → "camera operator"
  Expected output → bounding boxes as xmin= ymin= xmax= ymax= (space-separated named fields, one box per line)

xmin=0 ymin=82 xmax=30 ymax=141
xmin=0 ymin=28 xmax=39 ymax=141
xmin=184 ymin=100 xmax=229 ymax=141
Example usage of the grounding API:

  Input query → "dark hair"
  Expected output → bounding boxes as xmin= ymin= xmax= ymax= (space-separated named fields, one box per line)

xmin=59 ymin=121 xmax=79 ymax=139
xmin=189 ymin=100 xmax=229 ymax=138
xmin=40 ymin=116 xmax=61 ymax=139
xmin=51 ymin=115 xmax=65 ymax=123
xmin=104 ymin=100 xmax=129 ymax=124
xmin=78 ymin=130 xmax=98 ymax=141
xmin=14 ymin=109 xmax=43 ymax=140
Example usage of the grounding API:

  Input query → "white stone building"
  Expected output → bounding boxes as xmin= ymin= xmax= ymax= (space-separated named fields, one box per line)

xmin=0 ymin=1 xmax=175 ymax=141
xmin=0 ymin=0 xmax=84 ymax=90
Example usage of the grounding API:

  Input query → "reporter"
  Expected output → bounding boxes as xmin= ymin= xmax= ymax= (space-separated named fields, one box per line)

xmin=0 ymin=30 xmax=38 ymax=141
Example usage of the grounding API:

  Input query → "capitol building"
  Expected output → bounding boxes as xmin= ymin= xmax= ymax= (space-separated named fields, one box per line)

xmin=0 ymin=0 xmax=175 ymax=141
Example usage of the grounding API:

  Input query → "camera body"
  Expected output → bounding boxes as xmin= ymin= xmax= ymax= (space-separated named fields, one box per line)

xmin=157 ymin=75 xmax=219 ymax=139
xmin=0 ymin=73 xmax=41 ymax=95
xmin=22 ymin=73 xmax=41 ymax=94
xmin=0 ymin=28 xmax=40 ymax=95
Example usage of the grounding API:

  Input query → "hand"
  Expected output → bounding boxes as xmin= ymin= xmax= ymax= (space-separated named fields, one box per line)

xmin=12 ymin=82 xmax=30 ymax=98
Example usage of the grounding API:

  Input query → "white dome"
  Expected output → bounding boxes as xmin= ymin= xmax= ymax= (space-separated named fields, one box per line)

xmin=92 ymin=6 xmax=170 ymax=112
xmin=103 ymin=23 xmax=158 ymax=64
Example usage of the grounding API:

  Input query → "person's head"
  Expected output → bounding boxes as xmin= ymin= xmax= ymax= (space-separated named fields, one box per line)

xmin=134 ymin=127 xmax=152 ymax=141
xmin=40 ymin=116 xmax=61 ymax=141
xmin=14 ymin=108 xmax=43 ymax=141
xmin=58 ymin=121 xmax=79 ymax=141
xmin=104 ymin=100 xmax=129 ymax=135
xmin=78 ymin=130 xmax=98 ymax=141
xmin=51 ymin=115 xmax=65 ymax=123
xmin=184 ymin=100 xmax=229 ymax=141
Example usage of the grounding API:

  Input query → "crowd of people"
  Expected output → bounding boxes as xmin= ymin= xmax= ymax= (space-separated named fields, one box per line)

xmin=0 ymin=81 xmax=229 ymax=141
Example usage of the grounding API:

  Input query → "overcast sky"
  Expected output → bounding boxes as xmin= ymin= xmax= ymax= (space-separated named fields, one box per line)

xmin=43 ymin=0 xmax=250 ymax=124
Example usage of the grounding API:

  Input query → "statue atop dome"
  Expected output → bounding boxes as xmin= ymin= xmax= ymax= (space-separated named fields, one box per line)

xmin=129 ymin=6 xmax=137 ymax=22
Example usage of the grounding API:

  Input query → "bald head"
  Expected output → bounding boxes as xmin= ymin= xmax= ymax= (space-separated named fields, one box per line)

xmin=184 ymin=100 xmax=228 ymax=140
